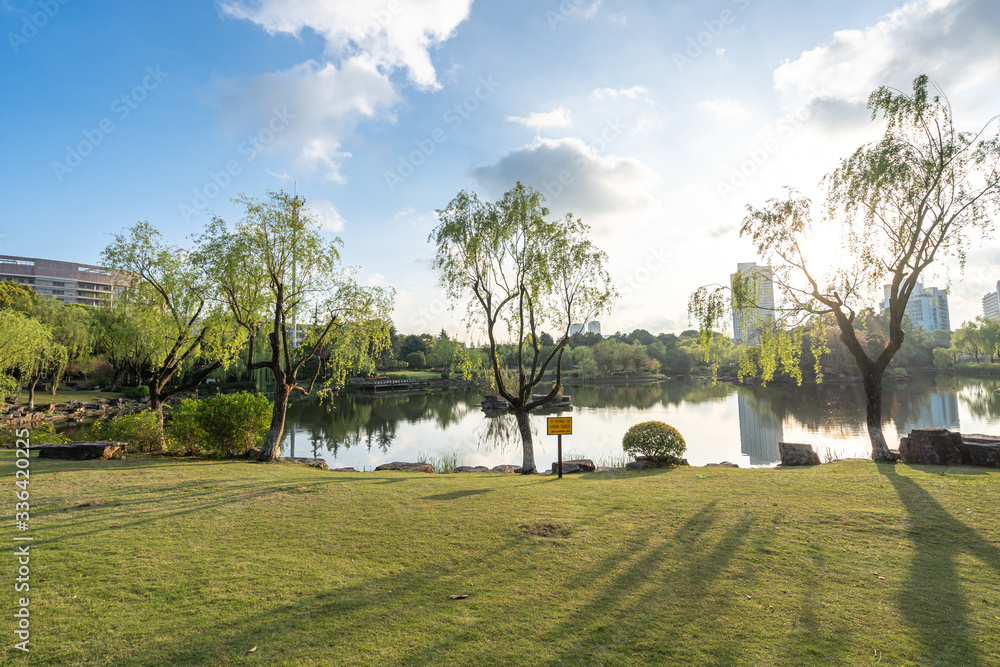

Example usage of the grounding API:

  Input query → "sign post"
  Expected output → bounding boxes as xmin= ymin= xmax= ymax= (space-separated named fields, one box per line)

xmin=546 ymin=417 xmax=573 ymax=478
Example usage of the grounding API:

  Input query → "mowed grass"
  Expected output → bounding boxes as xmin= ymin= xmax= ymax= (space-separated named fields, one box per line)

xmin=3 ymin=454 xmax=1000 ymax=666
xmin=13 ymin=388 xmax=124 ymax=407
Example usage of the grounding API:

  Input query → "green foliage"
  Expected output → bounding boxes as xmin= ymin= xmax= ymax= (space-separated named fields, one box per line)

xmin=0 ymin=281 xmax=42 ymax=313
xmin=0 ymin=309 xmax=52 ymax=400
xmin=85 ymin=411 xmax=165 ymax=453
xmin=404 ymin=351 xmax=426 ymax=369
xmin=167 ymin=392 xmax=272 ymax=457
xmin=888 ymin=367 xmax=909 ymax=382
xmin=121 ymin=385 xmax=150 ymax=399
xmin=431 ymin=183 xmax=616 ymax=401
xmin=0 ymin=422 xmax=71 ymax=447
xmin=196 ymin=190 xmax=393 ymax=460
xmin=933 ymin=347 xmax=957 ymax=370
xmin=622 ymin=421 xmax=686 ymax=465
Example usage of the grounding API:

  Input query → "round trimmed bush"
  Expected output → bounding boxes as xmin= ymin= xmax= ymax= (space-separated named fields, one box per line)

xmin=622 ymin=421 xmax=686 ymax=465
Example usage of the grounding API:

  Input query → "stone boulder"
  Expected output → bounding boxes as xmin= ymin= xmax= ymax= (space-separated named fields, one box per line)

xmin=899 ymin=428 xmax=964 ymax=465
xmin=626 ymin=459 xmax=657 ymax=470
xmin=480 ymin=395 xmax=510 ymax=411
xmin=284 ymin=457 xmax=329 ymax=471
xmin=551 ymin=459 xmax=595 ymax=474
xmin=454 ymin=466 xmax=490 ymax=473
xmin=705 ymin=461 xmax=740 ymax=468
xmin=958 ymin=434 xmax=1000 ymax=468
xmin=490 ymin=464 xmax=522 ymax=473
xmin=37 ymin=441 xmax=126 ymax=460
xmin=375 ymin=461 xmax=435 ymax=473
xmin=778 ymin=443 xmax=821 ymax=466
xmin=332 ymin=467 xmax=359 ymax=473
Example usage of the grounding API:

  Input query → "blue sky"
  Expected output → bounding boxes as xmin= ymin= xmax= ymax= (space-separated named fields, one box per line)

xmin=2 ymin=0 xmax=999 ymax=338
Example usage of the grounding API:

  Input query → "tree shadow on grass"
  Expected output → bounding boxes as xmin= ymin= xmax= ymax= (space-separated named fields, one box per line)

xmin=879 ymin=463 xmax=1000 ymax=666
xmin=110 ymin=537 xmax=525 ymax=667
xmin=420 ymin=488 xmax=494 ymax=501
xmin=499 ymin=501 xmax=757 ymax=665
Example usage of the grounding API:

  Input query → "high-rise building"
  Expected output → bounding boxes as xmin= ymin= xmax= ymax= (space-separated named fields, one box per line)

xmin=0 ymin=255 xmax=121 ymax=306
xmin=731 ymin=262 xmax=774 ymax=344
xmin=879 ymin=282 xmax=950 ymax=332
xmin=569 ymin=321 xmax=601 ymax=336
xmin=983 ymin=281 xmax=1000 ymax=321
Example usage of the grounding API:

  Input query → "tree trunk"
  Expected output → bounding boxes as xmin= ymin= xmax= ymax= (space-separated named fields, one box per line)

xmin=27 ymin=377 xmax=37 ymax=411
xmin=258 ymin=382 xmax=290 ymax=462
xmin=513 ymin=407 xmax=535 ymax=474
xmin=148 ymin=382 xmax=164 ymax=425
xmin=862 ymin=368 xmax=893 ymax=461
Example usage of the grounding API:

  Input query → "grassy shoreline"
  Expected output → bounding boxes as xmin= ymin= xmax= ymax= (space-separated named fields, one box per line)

xmin=4 ymin=454 xmax=999 ymax=666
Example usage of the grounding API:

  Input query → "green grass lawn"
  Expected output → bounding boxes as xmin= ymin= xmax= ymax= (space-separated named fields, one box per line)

xmin=381 ymin=371 xmax=444 ymax=380
xmin=3 ymin=454 xmax=1000 ymax=666
xmin=13 ymin=388 xmax=124 ymax=407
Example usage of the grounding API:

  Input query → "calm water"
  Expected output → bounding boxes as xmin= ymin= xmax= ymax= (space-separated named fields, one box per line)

xmin=280 ymin=376 xmax=1000 ymax=470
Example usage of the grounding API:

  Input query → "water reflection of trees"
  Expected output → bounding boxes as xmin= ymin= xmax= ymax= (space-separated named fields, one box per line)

xmin=282 ymin=389 xmax=474 ymax=457
xmin=957 ymin=381 xmax=1000 ymax=421
xmin=281 ymin=378 xmax=997 ymax=459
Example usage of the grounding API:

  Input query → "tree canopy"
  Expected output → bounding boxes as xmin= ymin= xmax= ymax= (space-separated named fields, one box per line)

xmin=431 ymin=182 xmax=615 ymax=473
xmin=691 ymin=75 xmax=1000 ymax=461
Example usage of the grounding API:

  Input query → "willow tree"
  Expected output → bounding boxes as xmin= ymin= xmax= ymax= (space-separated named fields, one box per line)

xmin=691 ymin=75 xmax=1000 ymax=461
xmin=431 ymin=182 xmax=616 ymax=473
xmin=0 ymin=309 xmax=50 ymax=402
xmin=196 ymin=190 xmax=394 ymax=462
xmin=103 ymin=223 xmax=244 ymax=422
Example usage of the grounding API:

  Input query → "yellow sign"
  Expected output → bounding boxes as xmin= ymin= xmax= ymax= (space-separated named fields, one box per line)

xmin=547 ymin=417 xmax=573 ymax=436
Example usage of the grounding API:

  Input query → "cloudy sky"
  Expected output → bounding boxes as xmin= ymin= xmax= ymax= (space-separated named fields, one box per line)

xmin=2 ymin=0 xmax=999 ymax=338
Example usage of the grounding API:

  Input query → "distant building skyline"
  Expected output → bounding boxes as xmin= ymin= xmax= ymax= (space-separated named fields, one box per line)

xmin=983 ymin=281 xmax=1000 ymax=321
xmin=731 ymin=262 xmax=775 ymax=345
xmin=0 ymin=255 xmax=120 ymax=307
xmin=879 ymin=282 xmax=950 ymax=332
xmin=569 ymin=321 xmax=601 ymax=336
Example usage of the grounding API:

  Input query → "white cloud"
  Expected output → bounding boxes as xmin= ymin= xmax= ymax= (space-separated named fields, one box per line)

xmin=699 ymin=98 xmax=748 ymax=121
xmin=307 ymin=198 xmax=346 ymax=232
xmin=506 ymin=107 xmax=572 ymax=130
xmin=216 ymin=57 xmax=399 ymax=182
xmin=582 ymin=1 xmax=602 ymax=20
xmin=266 ymin=169 xmax=295 ymax=181
xmin=219 ymin=0 xmax=473 ymax=90
xmin=217 ymin=0 xmax=473 ymax=181
xmin=774 ymin=0 xmax=1000 ymax=108
xmin=472 ymin=137 xmax=660 ymax=227
xmin=590 ymin=86 xmax=651 ymax=102
xmin=607 ymin=12 xmax=627 ymax=25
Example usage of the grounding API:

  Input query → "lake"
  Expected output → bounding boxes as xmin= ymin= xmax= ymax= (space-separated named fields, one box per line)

xmin=280 ymin=375 xmax=1000 ymax=470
